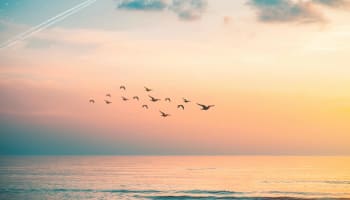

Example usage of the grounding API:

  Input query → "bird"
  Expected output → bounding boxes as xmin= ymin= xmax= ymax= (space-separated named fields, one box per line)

xmin=133 ymin=96 xmax=139 ymax=101
xmin=104 ymin=100 xmax=112 ymax=104
xmin=144 ymin=86 xmax=152 ymax=92
xmin=121 ymin=96 xmax=129 ymax=101
xmin=197 ymin=103 xmax=215 ymax=110
xmin=142 ymin=104 xmax=149 ymax=109
xmin=120 ymin=85 xmax=126 ymax=90
xmin=165 ymin=97 xmax=171 ymax=102
xmin=149 ymin=95 xmax=160 ymax=102
xmin=89 ymin=99 xmax=95 ymax=103
xmin=106 ymin=94 xmax=111 ymax=97
xmin=177 ymin=104 xmax=184 ymax=110
xmin=183 ymin=98 xmax=191 ymax=103
xmin=160 ymin=110 xmax=170 ymax=117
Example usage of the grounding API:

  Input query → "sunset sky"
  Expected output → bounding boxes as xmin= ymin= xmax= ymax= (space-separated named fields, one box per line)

xmin=1 ymin=0 xmax=350 ymax=155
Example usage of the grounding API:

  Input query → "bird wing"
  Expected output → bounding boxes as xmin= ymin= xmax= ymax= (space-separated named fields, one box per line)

xmin=149 ymin=95 xmax=156 ymax=100
xmin=197 ymin=103 xmax=205 ymax=107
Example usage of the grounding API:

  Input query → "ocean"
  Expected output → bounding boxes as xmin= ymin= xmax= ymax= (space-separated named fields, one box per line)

xmin=0 ymin=156 xmax=349 ymax=200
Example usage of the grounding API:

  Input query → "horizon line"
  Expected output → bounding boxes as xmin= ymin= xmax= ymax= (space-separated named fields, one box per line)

xmin=1 ymin=154 xmax=350 ymax=157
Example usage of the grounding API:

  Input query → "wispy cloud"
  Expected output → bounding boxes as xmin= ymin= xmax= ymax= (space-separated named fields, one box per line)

xmin=248 ymin=0 xmax=325 ymax=23
xmin=116 ymin=0 xmax=348 ymax=23
xmin=248 ymin=0 xmax=350 ymax=24
xmin=169 ymin=0 xmax=207 ymax=21
xmin=312 ymin=0 xmax=350 ymax=8
xmin=117 ymin=0 xmax=168 ymax=11
xmin=116 ymin=0 xmax=207 ymax=20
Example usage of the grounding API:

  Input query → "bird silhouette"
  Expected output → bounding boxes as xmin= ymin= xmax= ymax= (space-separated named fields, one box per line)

xmin=165 ymin=98 xmax=171 ymax=102
xmin=120 ymin=85 xmax=126 ymax=90
xmin=197 ymin=103 xmax=215 ymax=110
xmin=133 ymin=96 xmax=139 ymax=101
xmin=183 ymin=98 xmax=191 ymax=103
xmin=160 ymin=110 xmax=170 ymax=117
xmin=144 ymin=86 xmax=152 ymax=92
xmin=104 ymin=100 xmax=112 ymax=104
xmin=149 ymin=95 xmax=160 ymax=102
xmin=106 ymin=94 xmax=111 ymax=97
xmin=142 ymin=104 xmax=149 ymax=109
xmin=89 ymin=99 xmax=95 ymax=103
xmin=177 ymin=104 xmax=184 ymax=110
xmin=121 ymin=96 xmax=129 ymax=101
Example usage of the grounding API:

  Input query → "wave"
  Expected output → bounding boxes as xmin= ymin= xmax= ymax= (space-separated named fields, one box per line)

xmin=0 ymin=188 xmax=242 ymax=195
xmin=0 ymin=188 xmax=161 ymax=194
xmin=323 ymin=180 xmax=350 ymax=185
xmin=180 ymin=190 xmax=241 ymax=195
xmin=1 ymin=188 xmax=350 ymax=200
xmin=263 ymin=180 xmax=350 ymax=185
xmin=136 ymin=195 xmax=350 ymax=200
xmin=268 ymin=191 xmax=334 ymax=196
xmin=187 ymin=168 xmax=217 ymax=171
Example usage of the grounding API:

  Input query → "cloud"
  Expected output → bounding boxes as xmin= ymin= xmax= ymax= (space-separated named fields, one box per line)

xmin=169 ymin=0 xmax=208 ymax=21
xmin=117 ymin=0 xmax=168 ymax=11
xmin=248 ymin=0 xmax=325 ymax=23
xmin=248 ymin=0 xmax=350 ymax=24
xmin=312 ymin=0 xmax=350 ymax=8
xmin=116 ymin=0 xmax=207 ymax=20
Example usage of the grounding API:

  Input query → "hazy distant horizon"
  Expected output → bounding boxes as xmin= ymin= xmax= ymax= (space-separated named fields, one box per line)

xmin=2 ymin=153 xmax=350 ymax=156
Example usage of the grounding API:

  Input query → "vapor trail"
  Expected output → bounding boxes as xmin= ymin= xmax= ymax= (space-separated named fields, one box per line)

xmin=0 ymin=0 xmax=97 ymax=49
xmin=0 ymin=0 xmax=94 ymax=48
xmin=16 ymin=0 xmax=97 ymax=44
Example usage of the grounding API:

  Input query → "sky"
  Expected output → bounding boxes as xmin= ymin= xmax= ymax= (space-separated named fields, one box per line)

xmin=0 ymin=0 xmax=350 ymax=155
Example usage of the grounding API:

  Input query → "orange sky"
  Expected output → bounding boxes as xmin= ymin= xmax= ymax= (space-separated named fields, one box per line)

xmin=0 ymin=0 xmax=350 ymax=155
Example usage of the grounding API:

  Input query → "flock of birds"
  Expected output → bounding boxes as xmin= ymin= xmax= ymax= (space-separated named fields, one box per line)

xmin=89 ymin=86 xmax=215 ymax=118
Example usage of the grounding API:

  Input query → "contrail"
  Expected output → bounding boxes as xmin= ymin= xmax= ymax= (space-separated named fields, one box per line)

xmin=16 ymin=0 xmax=97 ymax=43
xmin=0 ymin=0 xmax=94 ymax=48
xmin=0 ymin=0 xmax=97 ymax=49
xmin=0 ymin=0 xmax=96 ymax=49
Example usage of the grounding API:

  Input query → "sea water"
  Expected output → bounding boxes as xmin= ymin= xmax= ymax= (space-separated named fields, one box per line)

xmin=0 ymin=156 xmax=349 ymax=199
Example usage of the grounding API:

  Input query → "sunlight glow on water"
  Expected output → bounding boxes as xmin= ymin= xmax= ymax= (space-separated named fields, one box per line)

xmin=0 ymin=156 xmax=350 ymax=199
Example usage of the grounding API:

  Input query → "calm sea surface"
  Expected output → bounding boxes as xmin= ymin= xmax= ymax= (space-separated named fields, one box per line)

xmin=0 ymin=156 xmax=349 ymax=200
